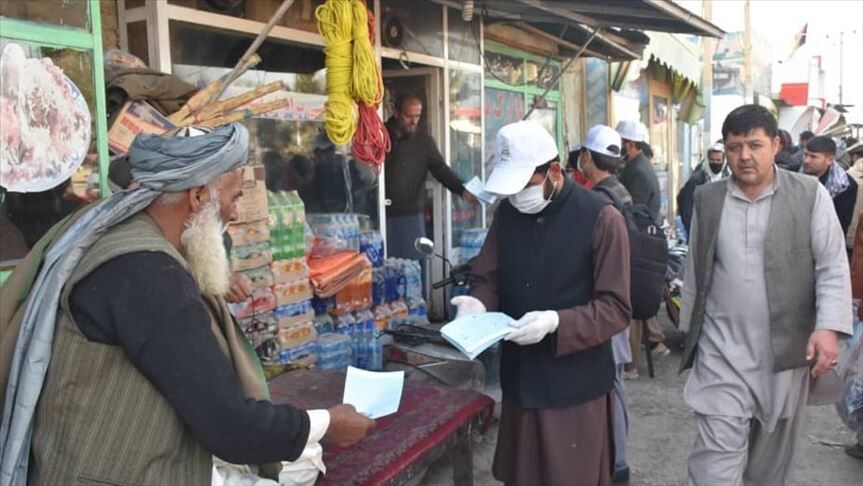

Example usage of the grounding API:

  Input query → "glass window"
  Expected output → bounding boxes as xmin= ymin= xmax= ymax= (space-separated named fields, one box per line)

xmin=526 ymin=97 xmax=558 ymax=145
xmin=446 ymin=7 xmax=480 ymax=65
xmin=484 ymin=50 xmax=523 ymax=86
xmin=584 ymin=58 xmax=609 ymax=128
xmin=380 ymin=0 xmax=443 ymax=58
xmin=127 ymin=21 xmax=149 ymax=67
xmin=484 ymin=88 xmax=525 ymax=174
xmin=526 ymin=59 xmax=559 ymax=90
xmin=1 ymin=39 xmax=100 ymax=262
xmin=169 ymin=21 xmax=380 ymax=228
xmin=651 ymin=95 xmax=670 ymax=172
xmin=0 ymin=0 xmax=90 ymax=30
xmin=449 ymin=69 xmax=482 ymax=265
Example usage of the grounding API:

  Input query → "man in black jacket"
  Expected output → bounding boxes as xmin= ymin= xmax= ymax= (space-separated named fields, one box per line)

xmin=677 ymin=143 xmax=730 ymax=237
xmin=803 ymin=136 xmax=859 ymax=235
xmin=384 ymin=95 xmax=476 ymax=258
xmin=616 ymin=120 xmax=661 ymax=224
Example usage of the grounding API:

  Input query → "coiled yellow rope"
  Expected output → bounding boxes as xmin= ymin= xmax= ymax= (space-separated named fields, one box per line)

xmin=350 ymin=0 xmax=381 ymax=106
xmin=316 ymin=0 xmax=356 ymax=145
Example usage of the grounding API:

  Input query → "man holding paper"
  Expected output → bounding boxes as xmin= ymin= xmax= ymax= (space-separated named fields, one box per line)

xmin=452 ymin=121 xmax=632 ymax=485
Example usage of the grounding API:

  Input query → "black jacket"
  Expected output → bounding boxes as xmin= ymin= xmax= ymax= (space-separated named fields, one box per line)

xmin=676 ymin=164 xmax=730 ymax=235
xmin=619 ymin=153 xmax=661 ymax=224
xmin=821 ymin=173 xmax=859 ymax=236
xmin=384 ymin=118 xmax=464 ymax=217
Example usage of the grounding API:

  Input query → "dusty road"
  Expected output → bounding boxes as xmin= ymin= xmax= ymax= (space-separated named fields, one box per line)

xmin=420 ymin=315 xmax=863 ymax=486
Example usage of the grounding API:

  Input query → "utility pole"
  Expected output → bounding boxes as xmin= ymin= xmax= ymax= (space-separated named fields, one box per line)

xmin=743 ymin=0 xmax=754 ymax=103
xmin=702 ymin=0 xmax=714 ymax=150
xmin=839 ymin=31 xmax=844 ymax=105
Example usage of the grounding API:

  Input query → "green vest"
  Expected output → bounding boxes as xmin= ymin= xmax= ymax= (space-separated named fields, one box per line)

xmin=680 ymin=169 xmax=819 ymax=373
xmin=30 ymin=213 xmax=270 ymax=485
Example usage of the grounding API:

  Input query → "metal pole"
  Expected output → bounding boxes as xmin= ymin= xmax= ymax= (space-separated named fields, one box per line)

xmin=743 ymin=0 xmax=754 ymax=103
xmin=839 ymin=31 xmax=844 ymax=105
xmin=212 ymin=0 xmax=296 ymax=102
xmin=702 ymin=0 xmax=714 ymax=150
xmin=523 ymin=26 xmax=602 ymax=120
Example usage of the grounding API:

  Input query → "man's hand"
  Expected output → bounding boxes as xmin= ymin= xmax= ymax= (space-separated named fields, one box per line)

xmin=451 ymin=296 xmax=486 ymax=318
xmin=806 ymin=329 xmax=840 ymax=378
xmin=463 ymin=191 xmax=479 ymax=205
xmin=225 ymin=273 xmax=253 ymax=303
xmin=505 ymin=311 xmax=559 ymax=346
xmin=323 ymin=404 xmax=376 ymax=448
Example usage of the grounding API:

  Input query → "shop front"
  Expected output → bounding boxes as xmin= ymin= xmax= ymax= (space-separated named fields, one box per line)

xmin=611 ymin=32 xmax=705 ymax=226
xmin=0 ymin=0 xmax=110 ymax=283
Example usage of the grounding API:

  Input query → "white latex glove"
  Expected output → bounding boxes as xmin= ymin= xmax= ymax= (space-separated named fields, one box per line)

xmin=451 ymin=296 xmax=487 ymax=318
xmin=505 ymin=311 xmax=560 ymax=346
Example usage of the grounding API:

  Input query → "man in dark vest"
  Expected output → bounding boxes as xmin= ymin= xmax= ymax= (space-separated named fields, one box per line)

xmin=452 ymin=120 xmax=632 ymax=485
xmin=679 ymin=105 xmax=852 ymax=484
xmin=0 ymin=125 xmax=374 ymax=486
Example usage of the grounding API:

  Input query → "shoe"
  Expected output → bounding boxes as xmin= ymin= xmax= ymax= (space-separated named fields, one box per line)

xmin=846 ymin=443 xmax=863 ymax=461
xmin=651 ymin=343 xmax=671 ymax=358
xmin=623 ymin=369 xmax=639 ymax=380
xmin=613 ymin=465 xmax=630 ymax=484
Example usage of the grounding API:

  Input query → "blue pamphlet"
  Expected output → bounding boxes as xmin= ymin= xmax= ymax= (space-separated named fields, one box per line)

xmin=440 ymin=312 xmax=515 ymax=360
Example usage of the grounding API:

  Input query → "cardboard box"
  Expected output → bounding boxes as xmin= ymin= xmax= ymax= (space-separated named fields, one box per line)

xmin=108 ymin=101 xmax=174 ymax=154
xmin=277 ymin=322 xmax=317 ymax=350
xmin=228 ymin=220 xmax=270 ymax=246
xmin=273 ymin=279 xmax=313 ymax=307
xmin=236 ymin=166 xmax=268 ymax=223
xmin=271 ymin=258 xmax=309 ymax=285
xmin=231 ymin=242 xmax=272 ymax=272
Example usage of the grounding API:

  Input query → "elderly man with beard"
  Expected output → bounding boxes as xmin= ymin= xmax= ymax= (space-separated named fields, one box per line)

xmin=0 ymin=124 xmax=374 ymax=486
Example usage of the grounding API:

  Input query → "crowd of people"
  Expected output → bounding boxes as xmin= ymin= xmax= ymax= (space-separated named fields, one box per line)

xmin=0 ymin=103 xmax=861 ymax=486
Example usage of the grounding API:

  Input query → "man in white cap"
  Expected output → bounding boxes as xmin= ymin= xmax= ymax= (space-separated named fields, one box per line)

xmin=616 ymin=120 xmax=661 ymax=224
xmin=677 ymin=142 xmax=730 ymax=237
xmin=452 ymin=120 xmax=632 ymax=485
xmin=616 ymin=120 xmax=668 ymax=376
xmin=575 ymin=124 xmax=634 ymax=484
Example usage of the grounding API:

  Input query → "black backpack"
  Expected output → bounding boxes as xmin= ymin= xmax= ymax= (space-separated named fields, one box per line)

xmin=595 ymin=186 xmax=668 ymax=320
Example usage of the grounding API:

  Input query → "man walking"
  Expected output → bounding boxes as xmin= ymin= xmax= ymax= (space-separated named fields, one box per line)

xmin=680 ymin=105 xmax=852 ymax=485
xmin=677 ymin=142 xmax=730 ymax=236
xmin=576 ymin=124 xmax=634 ymax=484
xmin=616 ymin=120 xmax=668 ymax=370
xmin=452 ymin=120 xmax=631 ymax=485
xmin=802 ymin=135 xmax=859 ymax=236
xmin=384 ymin=94 xmax=476 ymax=258
xmin=616 ymin=120 xmax=661 ymax=224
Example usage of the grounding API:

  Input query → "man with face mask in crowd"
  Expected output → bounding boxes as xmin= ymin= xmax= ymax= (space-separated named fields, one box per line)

xmin=452 ymin=120 xmax=632 ymax=485
xmin=677 ymin=142 xmax=730 ymax=237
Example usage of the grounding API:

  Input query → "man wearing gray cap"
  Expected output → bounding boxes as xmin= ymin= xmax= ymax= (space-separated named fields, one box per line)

xmin=0 ymin=124 xmax=374 ymax=486
xmin=452 ymin=120 xmax=632 ymax=485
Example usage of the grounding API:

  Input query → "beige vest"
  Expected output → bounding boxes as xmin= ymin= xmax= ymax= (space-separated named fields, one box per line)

xmin=30 ymin=214 xmax=270 ymax=485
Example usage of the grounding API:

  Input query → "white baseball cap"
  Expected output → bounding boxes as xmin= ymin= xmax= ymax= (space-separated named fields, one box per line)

xmin=708 ymin=142 xmax=725 ymax=154
xmin=575 ymin=125 xmax=623 ymax=158
xmin=616 ymin=120 xmax=647 ymax=143
xmin=485 ymin=120 xmax=559 ymax=196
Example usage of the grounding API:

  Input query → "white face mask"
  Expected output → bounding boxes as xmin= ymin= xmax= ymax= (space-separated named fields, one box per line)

xmin=509 ymin=171 xmax=553 ymax=214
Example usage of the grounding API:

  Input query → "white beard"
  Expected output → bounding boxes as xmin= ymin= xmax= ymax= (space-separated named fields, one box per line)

xmin=181 ymin=199 xmax=230 ymax=297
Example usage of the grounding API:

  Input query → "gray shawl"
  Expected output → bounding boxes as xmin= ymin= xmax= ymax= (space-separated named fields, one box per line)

xmin=0 ymin=123 xmax=249 ymax=486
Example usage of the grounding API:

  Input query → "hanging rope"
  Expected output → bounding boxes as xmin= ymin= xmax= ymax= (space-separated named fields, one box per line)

xmin=349 ymin=0 xmax=389 ymax=170
xmin=316 ymin=0 xmax=356 ymax=145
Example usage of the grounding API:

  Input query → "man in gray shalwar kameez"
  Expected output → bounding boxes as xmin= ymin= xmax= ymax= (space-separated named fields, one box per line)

xmin=679 ymin=105 xmax=853 ymax=486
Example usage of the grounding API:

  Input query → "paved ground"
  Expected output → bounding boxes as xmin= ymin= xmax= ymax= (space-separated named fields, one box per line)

xmin=418 ymin=314 xmax=863 ymax=486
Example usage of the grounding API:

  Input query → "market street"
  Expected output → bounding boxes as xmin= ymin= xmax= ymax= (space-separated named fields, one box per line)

xmin=421 ymin=312 xmax=863 ymax=486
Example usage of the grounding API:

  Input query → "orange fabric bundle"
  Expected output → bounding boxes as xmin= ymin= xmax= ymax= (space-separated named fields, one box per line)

xmin=308 ymin=252 xmax=371 ymax=298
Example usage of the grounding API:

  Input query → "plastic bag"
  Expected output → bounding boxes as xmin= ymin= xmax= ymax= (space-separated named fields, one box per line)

xmin=836 ymin=301 xmax=863 ymax=434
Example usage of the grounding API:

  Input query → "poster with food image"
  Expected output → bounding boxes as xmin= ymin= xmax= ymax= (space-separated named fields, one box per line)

xmin=0 ymin=42 xmax=91 ymax=193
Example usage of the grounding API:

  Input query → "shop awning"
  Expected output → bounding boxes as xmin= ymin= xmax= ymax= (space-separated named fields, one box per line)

xmin=642 ymin=32 xmax=702 ymax=86
xmin=473 ymin=0 xmax=724 ymax=60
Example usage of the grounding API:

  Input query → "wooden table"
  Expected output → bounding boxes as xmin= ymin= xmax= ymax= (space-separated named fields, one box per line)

xmin=269 ymin=370 xmax=495 ymax=486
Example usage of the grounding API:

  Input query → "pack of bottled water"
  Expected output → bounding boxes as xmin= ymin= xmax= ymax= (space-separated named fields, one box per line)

xmin=316 ymin=333 xmax=353 ymax=371
xmin=306 ymin=213 xmax=361 ymax=258
xmin=360 ymin=230 xmax=385 ymax=267
xmin=457 ymin=228 xmax=488 ymax=264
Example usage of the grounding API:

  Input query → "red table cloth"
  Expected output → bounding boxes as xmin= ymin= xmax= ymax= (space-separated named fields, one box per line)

xmin=268 ymin=370 xmax=495 ymax=485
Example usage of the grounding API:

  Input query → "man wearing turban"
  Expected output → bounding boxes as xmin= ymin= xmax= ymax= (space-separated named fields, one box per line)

xmin=0 ymin=124 xmax=374 ymax=486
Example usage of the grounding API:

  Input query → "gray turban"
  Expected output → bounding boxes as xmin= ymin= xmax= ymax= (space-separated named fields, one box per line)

xmin=0 ymin=123 xmax=249 ymax=486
